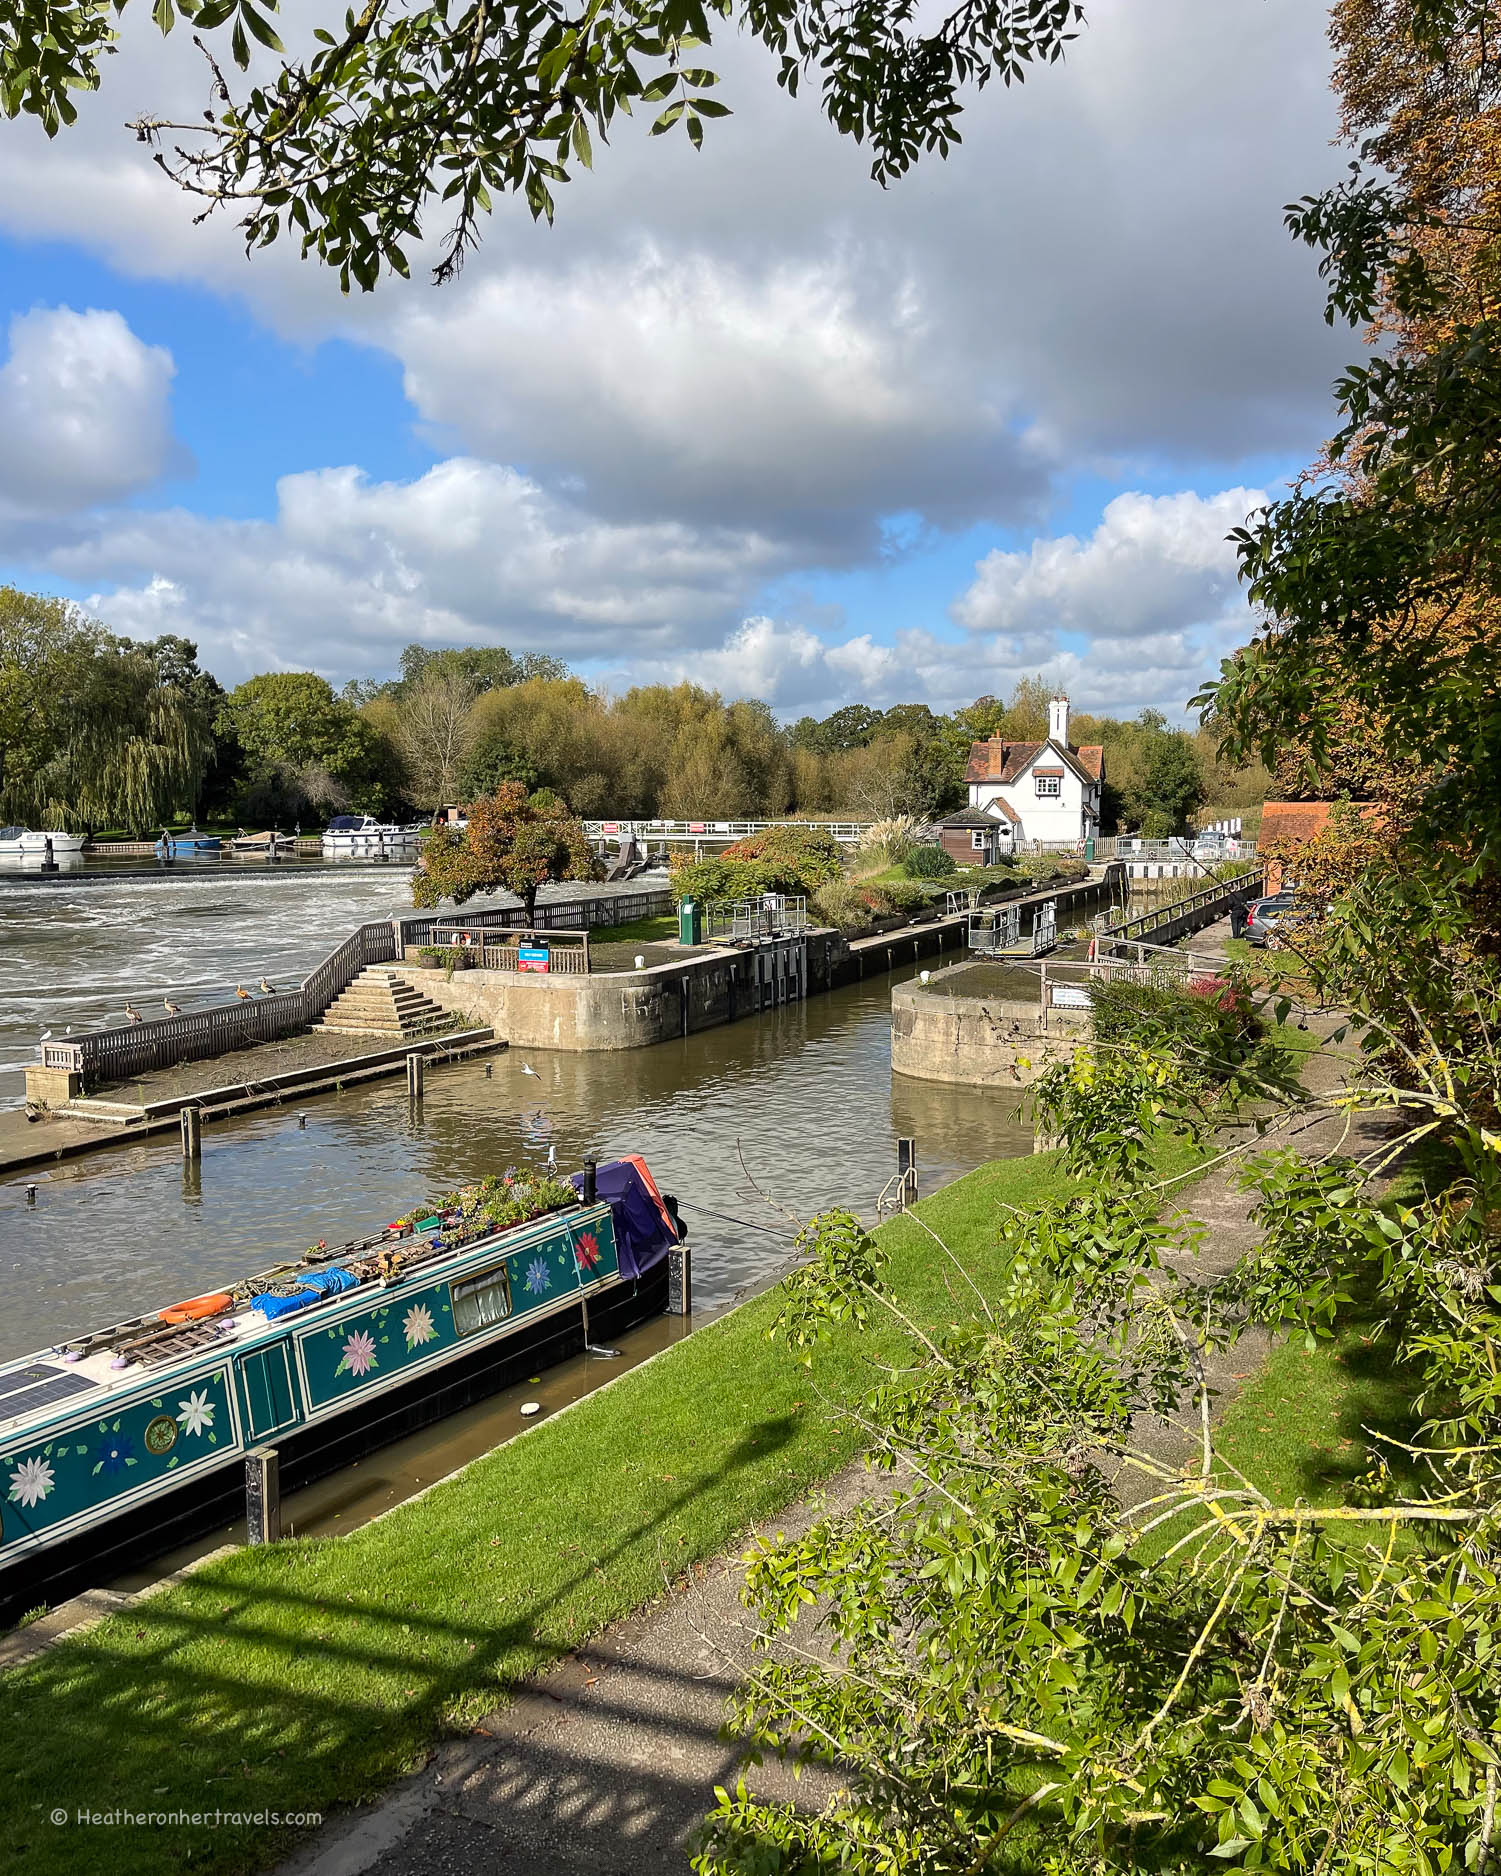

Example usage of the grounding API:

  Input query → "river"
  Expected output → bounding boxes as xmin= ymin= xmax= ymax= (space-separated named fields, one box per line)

xmin=0 ymin=868 xmax=1038 ymax=1566
xmin=0 ymin=876 xmax=1033 ymax=1362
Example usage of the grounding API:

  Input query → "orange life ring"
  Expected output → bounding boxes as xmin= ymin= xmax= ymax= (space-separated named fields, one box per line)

xmin=160 ymin=1292 xmax=232 ymax=1324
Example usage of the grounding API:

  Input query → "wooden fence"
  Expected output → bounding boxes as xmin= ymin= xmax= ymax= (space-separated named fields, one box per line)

xmin=396 ymin=887 xmax=670 ymax=950
xmin=40 ymin=920 xmax=400 ymax=1087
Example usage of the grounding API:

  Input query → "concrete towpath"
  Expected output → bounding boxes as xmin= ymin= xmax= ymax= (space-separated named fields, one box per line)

xmin=279 ymin=1470 xmax=869 ymax=1876
xmin=277 ymin=933 xmax=1391 ymax=1875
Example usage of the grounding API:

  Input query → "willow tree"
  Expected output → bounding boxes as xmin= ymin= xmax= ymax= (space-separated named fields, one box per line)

xmin=0 ymin=587 xmax=215 ymax=831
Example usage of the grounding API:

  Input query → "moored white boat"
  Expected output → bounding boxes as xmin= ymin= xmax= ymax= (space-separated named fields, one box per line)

xmin=321 ymin=813 xmax=424 ymax=855
xmin=0 ymin=827 xmax=86 ymax=858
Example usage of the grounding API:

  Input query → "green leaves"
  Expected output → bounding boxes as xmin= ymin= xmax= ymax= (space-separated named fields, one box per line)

xmin=2 ymin=0 xmax=1082 ymax=284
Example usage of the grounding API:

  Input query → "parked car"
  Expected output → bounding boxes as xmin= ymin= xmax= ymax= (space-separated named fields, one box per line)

xmin=1244 ymin=892 xmax=1297 ymax=947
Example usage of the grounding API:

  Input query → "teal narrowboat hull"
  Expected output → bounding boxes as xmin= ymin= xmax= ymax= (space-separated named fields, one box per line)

xmin=0 ymin=1194 xmax=661 ymax=1620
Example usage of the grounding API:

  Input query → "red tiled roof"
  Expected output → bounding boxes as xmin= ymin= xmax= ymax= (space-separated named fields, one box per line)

xmin=1259 ymin=800 xmax=1385 ymax=848
xmin=965 ymin=736 xmax=1102 ymax=788
xmin=965 ymin=738 xmax=1042 ymax=785
xmin=986 ymin=797 xmax=1021 ymax=824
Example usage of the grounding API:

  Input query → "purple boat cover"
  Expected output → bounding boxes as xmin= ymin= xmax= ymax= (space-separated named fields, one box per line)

xmin=569 ymin=1159 xmax=677 ymax=1281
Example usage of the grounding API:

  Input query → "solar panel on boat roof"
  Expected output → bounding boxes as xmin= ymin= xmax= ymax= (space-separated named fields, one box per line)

xmin=0 ymin=1363 xmax=68 ymax=1401
xmin=0 ymin=1371 xmax=98 ymax=1420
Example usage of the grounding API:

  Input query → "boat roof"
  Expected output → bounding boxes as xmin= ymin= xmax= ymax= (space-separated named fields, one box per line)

xmin=0 ymin=1197 xmax=611 ymax=1444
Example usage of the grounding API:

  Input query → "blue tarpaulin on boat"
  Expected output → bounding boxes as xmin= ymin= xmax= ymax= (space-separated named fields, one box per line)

xmin=252 ymin=1266 xmax=358 ymax=1318
xmin=569 ymin=1158 xmax=680 ymax=1281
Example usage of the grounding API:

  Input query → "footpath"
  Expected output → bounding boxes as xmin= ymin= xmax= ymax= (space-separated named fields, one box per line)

xmin=280 ymin=920 xmax=1388 ymax=1876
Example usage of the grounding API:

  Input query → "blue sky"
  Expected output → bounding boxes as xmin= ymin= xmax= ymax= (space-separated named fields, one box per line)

xmin=0 ymin=0 xmax=1354 ymax=720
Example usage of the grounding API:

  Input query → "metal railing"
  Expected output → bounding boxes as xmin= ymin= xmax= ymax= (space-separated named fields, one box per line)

xmin=1098 ymin=867 xmax=1264 ymax=951
xmin=584 ymin=818 xmax=874 ymax=847
xmin=876 ymin=1166 xmax=919 ymax=1219
xmin=704 ymin=896 xmax=810 ymax=942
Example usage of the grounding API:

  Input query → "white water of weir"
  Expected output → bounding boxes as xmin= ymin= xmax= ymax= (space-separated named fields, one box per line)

xmin=0 ymin=869 xmax=648 ymax=1108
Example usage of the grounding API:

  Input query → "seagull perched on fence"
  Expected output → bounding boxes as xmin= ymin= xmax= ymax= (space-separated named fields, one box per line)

xmin=235 ymin=984 xmax=251 ymax=1000
xmin=123 ymin=1002 xmax=141 ymax=1024
xmin=259 ymin=977 xmax=277 ymax=995
xmin=39 ymin=1029 xmax=51 ymax=1042
xmin=163 ymin=998 xmax=181 ymax=1016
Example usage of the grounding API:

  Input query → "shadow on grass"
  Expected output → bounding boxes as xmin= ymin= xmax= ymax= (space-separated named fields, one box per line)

xmin=6 ymin=1416 xmax=800 ymax=1876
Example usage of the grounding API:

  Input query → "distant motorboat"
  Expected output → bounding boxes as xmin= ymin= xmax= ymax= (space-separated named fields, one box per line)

xmin=156 ymin=829 xmax=221 ymax=858
xmin=321 ymin=814 xmax=423 ymax=857
xmin=0 ymin=827 xmax=86 ymax=858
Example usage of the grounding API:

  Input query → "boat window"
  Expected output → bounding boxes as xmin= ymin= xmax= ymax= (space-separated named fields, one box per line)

xmin=451 ymin=1263 xmax=514 ymax=1337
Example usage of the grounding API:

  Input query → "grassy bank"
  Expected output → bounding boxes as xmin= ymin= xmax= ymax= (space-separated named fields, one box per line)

xmin=5 ymin=1149 xmax=1115 ymax=1876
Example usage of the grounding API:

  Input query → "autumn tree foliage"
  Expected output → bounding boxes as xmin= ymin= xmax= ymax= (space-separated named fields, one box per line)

xmin=411 ymin=783 xmax=597 ymax=921
xmin=1207 ymin=1 xmax=1501 ymax=885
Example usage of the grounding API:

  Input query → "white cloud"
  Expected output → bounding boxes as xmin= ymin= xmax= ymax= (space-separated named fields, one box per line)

xmin=0 ymin=307 xmax=180 ymax=511
xmin=49 ymin=457 xmax=782 ymax=678
xmin=951 ymin=488 xmax=1263 ymax=639
xmin=392 ymin=251 xmax=1051 ymax=550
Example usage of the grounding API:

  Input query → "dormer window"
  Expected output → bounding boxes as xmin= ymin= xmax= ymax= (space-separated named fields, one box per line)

xmin=1034 ymin=772 xmax=1062 ymax=798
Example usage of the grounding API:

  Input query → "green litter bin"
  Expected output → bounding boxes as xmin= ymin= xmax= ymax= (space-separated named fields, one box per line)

xmin=679 ymin=898 xmax=703 ymax=945
xmin=1084 ymin=837 xmax=1096 ymax=861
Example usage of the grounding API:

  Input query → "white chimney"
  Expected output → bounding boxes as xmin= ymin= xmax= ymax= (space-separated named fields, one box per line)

xmin=1048 ymin=693 xmax=1070 ymax=746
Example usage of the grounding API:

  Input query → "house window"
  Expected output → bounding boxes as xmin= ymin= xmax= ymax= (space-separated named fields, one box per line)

xmin=971 ymin=830 xmax=986 ymax=851
xmin=451 ymin=1262 xmax=514 ymax=1337
xmin=1035 ymin=775 xmax=1061 ymax=798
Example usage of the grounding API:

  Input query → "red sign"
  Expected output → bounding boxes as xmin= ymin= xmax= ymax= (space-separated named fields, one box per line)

xmin=517 ymin=946 xmax=550 ymax=973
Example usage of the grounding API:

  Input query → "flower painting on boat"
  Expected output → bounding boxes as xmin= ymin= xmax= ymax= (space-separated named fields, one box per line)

xmin=337 ymin=1329 xmax=379 ymax=1378
xmin=93 ymin=1429 xmax=135 ymax=1476
xmin=175 ymin=1390 xmax=215 ymax=1439
xmin=574 ymin=1231 xmax=600 ymax=1271
xmin=8 ymin=1455 xmax=54 ymax=1509
xmin=523 ymin=1257 xmax=551 ymax=1297
xmin=402 ymin=1304 xmax=436 ymax=1349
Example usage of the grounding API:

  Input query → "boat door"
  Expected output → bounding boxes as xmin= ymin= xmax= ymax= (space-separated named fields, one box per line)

xmin=235 ymin=1344 xmax=302 ymax=1442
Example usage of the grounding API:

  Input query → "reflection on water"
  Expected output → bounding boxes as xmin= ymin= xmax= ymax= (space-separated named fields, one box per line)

xmin=0 ymin=966 xmax=1032 ymax=1362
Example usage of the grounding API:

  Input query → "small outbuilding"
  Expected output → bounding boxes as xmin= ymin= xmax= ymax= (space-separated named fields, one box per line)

xmin=938 ymin=806 xmax=1017 ymax=867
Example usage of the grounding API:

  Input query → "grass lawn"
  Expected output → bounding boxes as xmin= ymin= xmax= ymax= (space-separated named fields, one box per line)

xmin=587 ymin=915 xmax=679 ymax=945
xmin=5 ymin=1147 xmax=1143 ymax=1876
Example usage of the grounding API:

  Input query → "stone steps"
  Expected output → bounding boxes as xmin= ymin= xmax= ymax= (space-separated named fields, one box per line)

xmin=315 ymin=966 xmax=455 ymax=1039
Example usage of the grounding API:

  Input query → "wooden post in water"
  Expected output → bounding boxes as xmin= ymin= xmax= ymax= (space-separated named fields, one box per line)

xmin=245 ymin=1447 xmax=280 ymax=1545
xmin=407 ymin=1052 xmax=424 ymax=1099
xmin=180 ymin=1104 xmax=202 ymax=1160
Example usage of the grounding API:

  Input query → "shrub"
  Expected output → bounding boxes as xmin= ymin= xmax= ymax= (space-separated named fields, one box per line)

xmin=811 ymin=879 xmax=871 ymax=933
xmin=671 ymin=825 xmax=843 ymax=903
xmin=904 ymin=843 xmax=956 ymax=879
xmin=857 ymin=815 xmax=921 ymax=868
xmin=1089 ymin=974 xmax=1263 ymax=1081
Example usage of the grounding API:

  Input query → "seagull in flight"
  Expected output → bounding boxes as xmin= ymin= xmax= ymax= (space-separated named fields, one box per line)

xmin=521 ymin=1062 xmax=540 ymax=1077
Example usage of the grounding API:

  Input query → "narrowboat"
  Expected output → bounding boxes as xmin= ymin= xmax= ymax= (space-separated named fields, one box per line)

xmin=0 ymin=1158 xmax=682 ymax=1624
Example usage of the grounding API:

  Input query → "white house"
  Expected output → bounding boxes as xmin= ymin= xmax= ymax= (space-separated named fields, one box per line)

xmin=964 ymin=695 xmax=1104 ymax=846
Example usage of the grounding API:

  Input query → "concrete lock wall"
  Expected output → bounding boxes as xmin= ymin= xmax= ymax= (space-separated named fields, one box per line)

xmin=890 ymin=981 xmax=1091 ymax=1086
xmin=401 ymin=916 xmax=974 ymax=1053
xmin=405 ymin=935 xmax=830 ymax=1053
